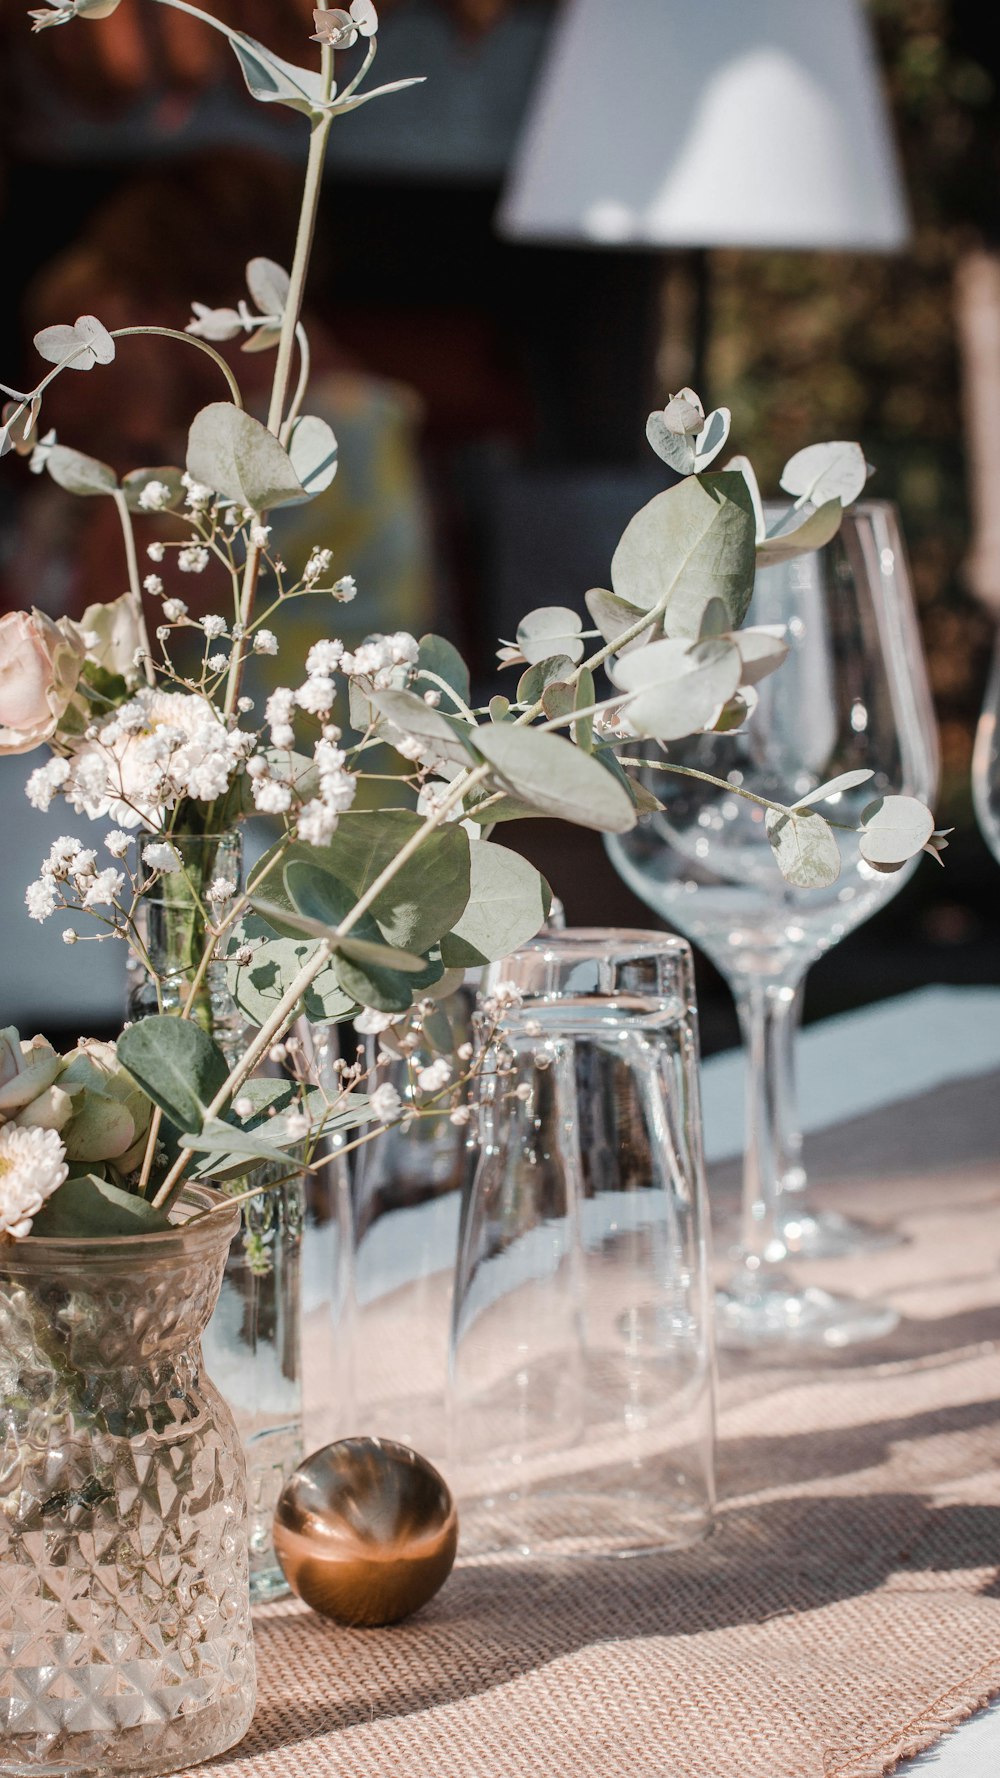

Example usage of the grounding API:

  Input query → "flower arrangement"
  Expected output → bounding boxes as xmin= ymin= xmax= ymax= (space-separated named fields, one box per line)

xmin=0 ymin=0 xmax=940 ymax=1246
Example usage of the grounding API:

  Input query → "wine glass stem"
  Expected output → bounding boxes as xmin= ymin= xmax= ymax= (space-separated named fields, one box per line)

xmin=774 ymin=978 xmax=806 ymax=1193
xmin=735 ymin=980 xmax=801 ymax=1266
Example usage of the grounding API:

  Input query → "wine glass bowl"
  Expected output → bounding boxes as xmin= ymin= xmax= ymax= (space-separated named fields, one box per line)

xmin=606 ymin=502 xmax=938 ymax=1347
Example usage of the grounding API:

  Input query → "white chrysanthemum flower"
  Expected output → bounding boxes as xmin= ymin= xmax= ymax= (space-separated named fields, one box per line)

xmin=64 ymin=688 xmax=239 ymax=826
xmin=370 ymin=1082 xmax=402 ymax=1125
xmin=0 ymin=1125 xmax=68 ymax=1240
xmin=143 ymin=841 xmax=182 ymax=874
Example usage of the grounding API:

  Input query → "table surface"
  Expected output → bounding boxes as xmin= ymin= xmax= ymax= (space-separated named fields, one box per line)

xmin=699 ymin=984 xmax=1000 ymax=1778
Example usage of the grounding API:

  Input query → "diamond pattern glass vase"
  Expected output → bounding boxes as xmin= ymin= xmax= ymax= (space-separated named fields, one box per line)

xmin=0 ymin=1186 xmax=255 ymax=1778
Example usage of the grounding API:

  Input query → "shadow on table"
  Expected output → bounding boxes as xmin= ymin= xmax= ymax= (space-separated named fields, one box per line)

xmin=234 ymin=1481 xmax=1000 ymax=1762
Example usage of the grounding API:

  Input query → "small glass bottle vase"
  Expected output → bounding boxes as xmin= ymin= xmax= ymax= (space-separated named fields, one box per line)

xmin=0 ymin=1188 xmax=255 ymax=1778
xmin=449 ymin=930 xmax=716 ymax=1559
xmin=126 ymin=831 xmax=303 ymax=1602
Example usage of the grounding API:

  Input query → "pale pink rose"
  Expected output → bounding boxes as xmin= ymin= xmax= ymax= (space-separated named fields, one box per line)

xmin=0 ymin=609 xmax=86 ymax=755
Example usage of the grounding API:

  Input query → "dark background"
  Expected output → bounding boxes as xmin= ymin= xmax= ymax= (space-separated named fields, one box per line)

xmin=1 ymin=0 xmax=999 ymax=1053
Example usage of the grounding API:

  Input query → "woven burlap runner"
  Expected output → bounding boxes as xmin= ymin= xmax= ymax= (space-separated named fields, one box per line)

xmin=190 ymin=1072 xmax=1000 ymax=1778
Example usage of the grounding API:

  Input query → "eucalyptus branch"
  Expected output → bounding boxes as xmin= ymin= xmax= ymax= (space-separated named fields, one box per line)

xmin=279 ymin=325 xmax=312 ymax=447
xmin=111 ymin=328 xmax=244 ymax=407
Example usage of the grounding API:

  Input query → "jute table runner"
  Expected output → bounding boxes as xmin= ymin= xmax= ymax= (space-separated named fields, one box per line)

xmin=190 ymin=1072 xmax=1000 ymax=1778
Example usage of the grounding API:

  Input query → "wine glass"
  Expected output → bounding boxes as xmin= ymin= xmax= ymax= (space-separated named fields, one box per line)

xmin=973 ymin=630 xmax=1000 ymax=865
xmin=606 ymin=502 xmax=939 ymax=1348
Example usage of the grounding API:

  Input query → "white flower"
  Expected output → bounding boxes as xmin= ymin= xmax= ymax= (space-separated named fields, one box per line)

xmin=147 ymin=541 xmax=165 ymax=563
xmin=82 ymin=867 xmax=124 ymax=908
xmin=43 ymin=835 xmax=82 ymax=874
xmin=137 ymin=479 xmax=172 ymax=512
xmin=297 ymin=799 xmax=339 ymax=846
xmin=162 ymin=598 xmax=188 ymax=623
xmin=200 ymin=614 xmax=226 ymax=639
xmin=233 ymin=1096 xmax=254 ymax=1119
xmin=65 ymin=688 xmax=244 ymax=826
xmin=62 ymin=927 xmax=77 ymax=944
xmin=333 ymin=575 xmax=357 ymax=603
xmin=143 ymin=574 xmax=164 ymax=596
xmin=251 ymin=525 xmax=271 ymax=549
xmin=305 ymin=547 xmax=333 ymax=582
xmin=208 ymin=653 xmax=229 ymax=673
xmin=71 ymin=848 xmax=98 ymax=878
xmin=184 ymin=480 xmax=214 ymax=512
xmin=25 ymin=877 xmax=59 ymax=922
xmin=265 ymin=687 xmax=296 ymax=749
xmin=232 ymin=943 xmax=255 ymax=967
xmin=0 ymin=1124 xmax=68 ymax=1240
xmin=237 ymin=696 xmax=255 ymax=714
xmin=370 ymin=1082 xmax=402 ymax=1125
xmin=449 ymin=1105 xmax=471 ymax=1126
xmin=179 ymin=546 xmax=210 ymax=574
xmin=284 ymin=1110 xmax=310 ymax=1140
xmin=306 ymin=639 xmax=344 ymax=677
xmin=394 ymin=734 xmax=425 ymax=763
xmin=296 ymin=677 xmax=335 ymax=715
xmin=354 ymin=1008 xmax=395 ymax=1035
xmin=105 ymin=830 xmax=131 ymax=857
xmin=25 ymin=756 xmax=70 ymax=811
xmin=207 ymin=876 xmax=235 ymax=904
xmin=254 ymin=630 xmax=278 ymax=656
xmin=417 ymin=1058 xmax=452 ymax=1093
xmin=143 ymin=841 xmax=182 ymax=873
xmin=481 ymin=980 xmax=524 ymax=1016
xmin=253 ymin=779 xmax=293 ymax=815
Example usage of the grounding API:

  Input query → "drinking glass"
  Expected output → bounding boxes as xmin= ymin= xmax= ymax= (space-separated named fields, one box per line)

xmin=973 ymin=630 xmax=1000 ymax=865
xmin=606 ymin=502 xmax=939 ymax=1348
xmin=448 ymin=930 xmax=716 ymax=1558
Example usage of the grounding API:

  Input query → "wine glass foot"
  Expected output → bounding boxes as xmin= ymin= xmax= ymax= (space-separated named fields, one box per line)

xmin=776 ymin=1203 xmax=905 ymax=1260
xmin=715 ymin=1272 xmax=900 ymax=1351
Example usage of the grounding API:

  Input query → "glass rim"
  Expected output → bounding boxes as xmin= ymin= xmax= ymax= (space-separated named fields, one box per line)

xmin=0 ymin=1181 xmax=238 ymax=1262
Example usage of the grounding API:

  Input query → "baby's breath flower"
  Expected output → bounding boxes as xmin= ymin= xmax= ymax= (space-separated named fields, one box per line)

xmin=147 ymin=541 xmax=166 ymax=563
xmin=105 ymin=830 xmax=131 ymax=857
xmin=251 ymin=525 xmax=271 ymax=549
xmin=179 ymin=545 xmax=210 ymax=574
xmin=417 ymin=1058 xmax=452 ymax=1093
xmin=208 ymin=653 xmax=229 ymax=673
xmin=162 ymin=598 xmax=188 ymax=623
xmin=253 ymin=779 xmax=293 ymax=815
xmin=184 ymin=480 xmax=214 ymax=512
xmin=143 ymin=841 xmax=182 ymax=873
xmin=137 ymin=480 xmax=172 ymax=513
xmin=332 ymin=575 xmax=357 ymax=603
xmin=233 ymin=1096 xmax=254 ymax=1120
xmin=82 ymin=867 xmax=125 ymax=909
xmin=201 ymin=614 xmax=227 ymax=639
xmin=370 ymin=1082 xmax=402 ymax=1125
xmin=62 ymin=927 xmax=78 ymax=944
xmin=25 ymin=877 xmax=59 ymax=922
xmin=143 ymin=574 xmax=164 ymax=596
xmin=237 ymin=696 xmax=255 ymax=714
xmin=254 ymin=630 xmax=278 ymax=656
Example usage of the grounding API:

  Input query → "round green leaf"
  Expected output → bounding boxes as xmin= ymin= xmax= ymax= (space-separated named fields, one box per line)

xmin=858 ymin=795 xmax=935 ymax=865
xmin=45 ymin=445 xmax=118 ymax=497
xmin=611 ymin=472 xmax=756 ymax=639
xmin=440 ymin=841 xmax=551 ymax=967
xmin=187 ymin=401 xmax=307 ymax=512
xmin=472 ymin=724 xmax=637 ymax=834
xmin=764 ymin=808 xmax=841 ymax=889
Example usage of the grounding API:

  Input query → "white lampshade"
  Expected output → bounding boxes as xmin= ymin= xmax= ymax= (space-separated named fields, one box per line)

xmin=498 ymin=0 xmax=910 ymax=251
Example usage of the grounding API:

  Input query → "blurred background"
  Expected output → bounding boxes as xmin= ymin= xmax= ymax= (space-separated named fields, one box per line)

xmin=1 ymin=0 xmax=999 ymax=1050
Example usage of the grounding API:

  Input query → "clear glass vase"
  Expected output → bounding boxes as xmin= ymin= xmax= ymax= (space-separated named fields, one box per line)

xmin=0 ymin=1187 xmax=255 ymax=1778
xmin=125 ymin=828 xmax=304 ymax=1602
xmin=449 ymin=930 xmax=716 ymax=1559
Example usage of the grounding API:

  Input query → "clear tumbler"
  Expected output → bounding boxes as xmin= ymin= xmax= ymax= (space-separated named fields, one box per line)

xmin=448 ymin=930 xmax=716 ymax=1559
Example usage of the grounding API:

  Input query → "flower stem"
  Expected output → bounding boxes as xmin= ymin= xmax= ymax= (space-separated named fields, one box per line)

xmin=111 ymin=491 xmax=156 ymax=687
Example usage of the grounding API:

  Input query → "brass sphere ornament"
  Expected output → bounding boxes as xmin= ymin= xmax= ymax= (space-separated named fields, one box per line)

xmin=273 ymin=1437 xmax=458 ymax=1626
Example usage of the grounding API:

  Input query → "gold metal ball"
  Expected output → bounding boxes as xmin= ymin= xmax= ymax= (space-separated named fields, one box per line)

xmin=273 ymin=1437 xmax=458 ymax=1626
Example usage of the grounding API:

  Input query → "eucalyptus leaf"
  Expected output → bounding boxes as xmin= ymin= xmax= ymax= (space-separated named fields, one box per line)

xmin=334 ymin=950 xmax=418 ymax=1014
xmin=610 ymin=636 xmax=742 ymax=742
xmin=725 ymin=453 xmax=765 ymax=541
xmin=693 ymin=407 xmax=732 ymax=471
xmin=34 ymin=315 xmax=115 ymax=372
xmin=45 ymin=445 xmax=118 ymax=498
xmin=417 ymin=634 xmax=471 ymax=709
xmin=574 ymin=667 xmax=596 ymax=752
xmin=180 ymin=1116 xmax=301 ymax=1169
xmin=187 ymin=402 xmax=307 ymax=512
xmin=541 ymin=681 xmax=575 ymax=723
xmin=764 ymin=807 xmax=841 ymax=889
xmin=229 ymin=33 xmax=327 ymax=114
xmin=255 ymin=814 xmax=471 ymax=955
xmin=246 ymin=256 xmax=290 ymax=317
xmin=331 ymin=76 xmax=427 ymax=115
xmin=756 ymin=498 xmax=843 ymax=567
xmin=516 ymin=606 xmax=585 ymax=666
xmin=288 ymin=414 xmax=338 ymax=495
xmin=117 ymin=1016 xmax=229 ymax=1134
xmin=792 ymin=768 xmax=875 ymax=811
xmin=584 ymin=586 xmax=650 ymax=650
xmin=283 ymin=859 xmax=427 ymax=974
xmin=471 ymin=724 xmax=637 ymax=834
xmin=369 ymin=685 xmax=475 ymax=770
xmin=611 ymin=471 xmax=757 ymax=638
xmin=440 ymin=842 xmax=551 ymax=967
xmin=734 ymin=625 xmax=790 ymax=686
xmin=31 ymin=1174 xmax=171 ymax=1239
xmin=858 ymin=794 xmax=934 ymax=865
xmin=489 ymin=695 xmax=511 ymax=722
xmin=517 ymin=655 xmax=575 ymax=705
xmin=224 ymin=913 xmax=353 ymax=1027
xmin=779 ymin=441 xmax=869 ymax=508
xmin=645 ymin=413 xmax=696 ymax=475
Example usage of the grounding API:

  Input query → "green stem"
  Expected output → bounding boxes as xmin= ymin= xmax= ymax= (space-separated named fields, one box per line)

xmin=111 ymin=491 xmax=156 ymax=687
xmin=111 ymin=328 xmax=244 ymax=407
